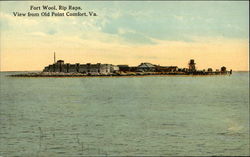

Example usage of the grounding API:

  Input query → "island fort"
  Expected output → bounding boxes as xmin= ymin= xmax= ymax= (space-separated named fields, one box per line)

xmin=10 ymin=53 xmax=232 ymax=77
xmin=38 ymin=53 xmax=232 ymax=77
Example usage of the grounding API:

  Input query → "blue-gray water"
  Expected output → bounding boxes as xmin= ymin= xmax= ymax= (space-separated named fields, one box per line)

xmin=0 ymin=72 xmax=249 ymax=156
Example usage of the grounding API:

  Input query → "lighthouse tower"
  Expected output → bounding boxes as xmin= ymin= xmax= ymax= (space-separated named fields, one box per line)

xmin=188 ymin=59 xmax=196 ymax=72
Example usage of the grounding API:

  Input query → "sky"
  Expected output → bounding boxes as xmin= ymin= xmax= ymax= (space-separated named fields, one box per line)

xmin=0 ymin=1 xmax=249 ymax=71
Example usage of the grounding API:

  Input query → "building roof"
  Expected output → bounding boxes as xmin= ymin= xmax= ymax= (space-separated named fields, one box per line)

xmin=118 ymin=65 xmax=129 ymax=67
xmin=138 ymin=62 xmax=156 ymax=68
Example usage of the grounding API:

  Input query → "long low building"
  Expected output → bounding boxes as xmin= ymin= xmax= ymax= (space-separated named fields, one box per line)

xmin=43 ymin=60 xmax=119 ymax=74
xmin=44 ymin=60 xmax=180 ymax=74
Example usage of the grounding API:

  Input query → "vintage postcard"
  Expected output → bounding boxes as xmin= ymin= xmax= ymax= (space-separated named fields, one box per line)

xmin=0 ymin=1 xmax=249 ymax=156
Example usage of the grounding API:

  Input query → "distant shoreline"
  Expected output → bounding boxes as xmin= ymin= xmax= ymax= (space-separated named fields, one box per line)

xmin=8 ymin=72 xmax=233 ymax=78
xmin=1 ymin=71 xmax=249 ymax=72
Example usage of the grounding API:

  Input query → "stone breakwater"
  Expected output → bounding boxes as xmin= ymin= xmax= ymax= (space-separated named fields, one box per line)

xmin=9 ymin=71 xmax=231 ymax=78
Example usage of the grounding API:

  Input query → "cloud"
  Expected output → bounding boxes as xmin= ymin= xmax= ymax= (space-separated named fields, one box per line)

xmin=116 ymin=28 xmax=155 ymax=45
xmin=0 ymin=12 xmax=39 ymax=26
xmin=120 ymin=31 xmax=156 ymax=45
xmin=31 ymin=32 xmax=47 ymax=37
xmin=47 ymin=29 xmax=57 ymax=35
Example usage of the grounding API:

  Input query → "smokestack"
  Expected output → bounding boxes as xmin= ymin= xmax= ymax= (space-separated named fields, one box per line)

xmin=54 ymin=52 xmax=56 ymax=63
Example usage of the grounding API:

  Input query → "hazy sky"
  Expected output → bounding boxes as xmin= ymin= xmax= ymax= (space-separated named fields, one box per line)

xmin=0 ymin=1 xmax=249 ymax=71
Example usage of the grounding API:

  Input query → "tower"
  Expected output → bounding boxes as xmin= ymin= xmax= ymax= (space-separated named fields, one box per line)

xmin=188 ymin=59 xmax=196 ymax=72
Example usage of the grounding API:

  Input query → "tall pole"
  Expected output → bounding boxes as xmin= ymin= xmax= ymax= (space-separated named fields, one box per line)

xmin=54 ymin=52 xmax=56 ymax=63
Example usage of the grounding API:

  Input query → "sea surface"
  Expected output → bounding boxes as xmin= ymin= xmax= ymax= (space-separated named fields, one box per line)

xmin=0 ymin=72 xmax=249 ymax=156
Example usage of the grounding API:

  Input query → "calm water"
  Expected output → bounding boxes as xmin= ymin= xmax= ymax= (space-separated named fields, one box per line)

xmin=0 ymin=72 xmax=249 ymax=156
